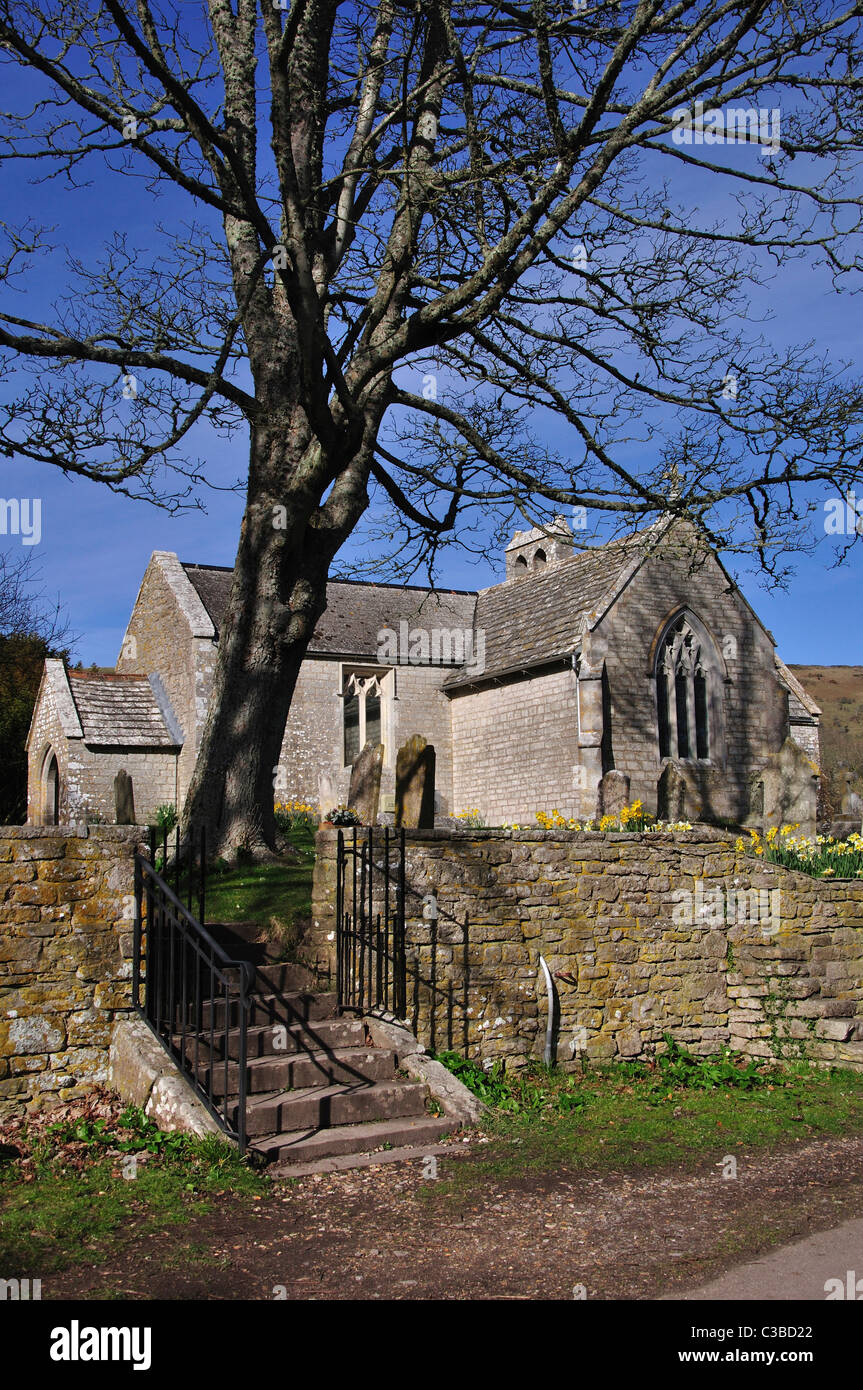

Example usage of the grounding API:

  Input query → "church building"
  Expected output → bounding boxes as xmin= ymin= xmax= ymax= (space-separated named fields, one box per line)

xmin=25 ymin=517 xmax=821 ymax=833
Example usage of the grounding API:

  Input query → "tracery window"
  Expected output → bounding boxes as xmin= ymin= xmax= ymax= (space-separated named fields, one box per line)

xmin=656 ymin=617 xmax=711 ymax=761
xmin=342 ymin=670 xmax=385 ymax=765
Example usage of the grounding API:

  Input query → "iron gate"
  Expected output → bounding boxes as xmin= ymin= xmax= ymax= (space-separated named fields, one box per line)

xmin=336 ymin=826 xmax=406 ymax=1018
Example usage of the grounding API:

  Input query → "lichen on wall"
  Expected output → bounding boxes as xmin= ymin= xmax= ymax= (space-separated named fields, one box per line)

xmin=309 ymin=826 xmax=863 ymax=1071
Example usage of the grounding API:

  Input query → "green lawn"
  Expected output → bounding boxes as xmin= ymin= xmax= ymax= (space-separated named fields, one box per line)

xmin=422 ymin=1055 xmax=863 ymax=1200
xmin=202 ymin=827 xmax=315 ymax=926
xmin=0 ymin=1109 xmax=268 ymax=1278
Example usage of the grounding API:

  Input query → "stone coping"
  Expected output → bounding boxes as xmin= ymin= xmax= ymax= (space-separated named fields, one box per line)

xmin=0 ymin=824 xmax=142 ymax=841
xmin=315 ymin=823 xmax=737 ymax=843
xmin=313 ymin=823 xmax=863 ymax=891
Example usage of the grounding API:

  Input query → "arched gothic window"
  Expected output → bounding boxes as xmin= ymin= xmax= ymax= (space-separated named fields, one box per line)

xmin=656 ymin=617 xmax=711 ymax=761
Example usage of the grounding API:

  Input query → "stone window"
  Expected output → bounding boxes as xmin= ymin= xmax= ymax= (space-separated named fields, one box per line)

xmin=656 ymin=616 xmax=712 ymax=761
xmin=41 ymin=748 xmax=61 ymax=825
xmin=532 ymin=548 xmax=547 ymax=571
xmin=341 ymin=668 xmax=391 ymax=766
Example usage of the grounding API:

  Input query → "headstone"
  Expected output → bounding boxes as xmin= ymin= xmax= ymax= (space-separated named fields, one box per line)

xmin=596 ymin=770 xmax=630 ymax=820
xmin=657 ymin=760 xmax=687 ymax=823
xmin=395 ymin=735 xmax=436 ymax=829
xmin=114 ymin=769 xmax=135 ymax=825
xmin=347 ymin=742 xmax=384 ymax=825
xmin=840 ymin=775 xmax=863 ymax=820
xmin=759 ymin=737 xmax=818 ymax=840
xmin=318 ymin=773 xmax=337 ymax=821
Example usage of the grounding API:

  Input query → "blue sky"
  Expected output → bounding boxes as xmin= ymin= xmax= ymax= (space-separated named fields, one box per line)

xmin=1 ymin=23 xmax=862 ymax=668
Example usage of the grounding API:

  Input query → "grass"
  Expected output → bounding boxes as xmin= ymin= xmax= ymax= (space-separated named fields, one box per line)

xmin=423 ymin=1051 xmax=863 ymax=1199
xmin=202 ymin=826 xmax=315 ymax=926
xmin=0 ymin=1116 xmax=268 ymax=1277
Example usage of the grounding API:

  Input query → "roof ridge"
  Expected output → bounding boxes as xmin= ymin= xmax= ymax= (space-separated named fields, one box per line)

xmin=181 ymin=561 xmax=478 ymax=597
xmin=69 ymin=670 xmax=148 ymax=681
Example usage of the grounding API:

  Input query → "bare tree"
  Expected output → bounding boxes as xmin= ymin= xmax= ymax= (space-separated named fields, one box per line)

xmin=1 ymin=0 xmax=863 ymax=850
xmin=0 ymin=548 xmax=71 ymax=648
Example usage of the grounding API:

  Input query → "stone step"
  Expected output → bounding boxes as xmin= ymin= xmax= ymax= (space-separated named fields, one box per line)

xmin=187 ymin=1017 xmax=366 ymax=1061
xmin=253 ymin=1115 xmax=460 ymax=1167
xmin=236 ymin=1079 xmax=430 ymax=1137
xmin=193 ymin=990 xmax=338 ymax=1031
xmin=222 ymin=959 xmax=318 ymax=993
xmin=198 ymin=1047 xmax=399 ymax=1098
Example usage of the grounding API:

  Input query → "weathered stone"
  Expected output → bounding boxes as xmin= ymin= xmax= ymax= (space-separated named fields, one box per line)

xmin=395 ymin=735 xmax=436 ymax=829
xmin=110 ymin=1016 xmax=223 ymax=1138
xmin=308 ymin=825 xmax=863 ymax=1073
xmin=597 ymin=770 xmax=630 ymax=820
xmin=757 ymin=737 xmax=819 ymax=839
xmin=657 ymin=761 xmax=689 ymax=822
xmin=347 ymin=742 xmax=384 ymax=825
xmin=317 ymin=773 xmax=337 ymax=821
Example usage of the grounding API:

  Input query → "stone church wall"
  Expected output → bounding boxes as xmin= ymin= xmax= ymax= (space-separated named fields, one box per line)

xmin=67 ymin=748 xmax=178 ymax=827
xmin=594 ymin=537 xmax=788 ymax=821
xmin=116 ymin=554 xmax=204 ymax=811
xmin=309 ymin=826 xmax=863 ymax=1071
xmin=27 ymin=683 xmax=83 ymax=826
xmin=278 ymin=656 xmax=456 ymax=814
xmin=450 ymin=667 xmax=579 ymax=823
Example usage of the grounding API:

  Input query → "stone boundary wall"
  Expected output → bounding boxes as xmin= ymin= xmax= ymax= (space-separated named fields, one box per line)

xmin=0 ymin=826 xmax=140 ymax=1114
xmin=308 ymin=827 xmax=863 ymax=1070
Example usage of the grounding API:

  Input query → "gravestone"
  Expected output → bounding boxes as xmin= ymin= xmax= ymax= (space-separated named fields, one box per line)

xmin=759 ymin=737 xmax=818 ymax=840
xmin=114 ymin=769 xmax=135 ymax=825
xmin=841 ymin=775 xmax=863 ymax=820
xmin=395 ymin=735 xmax=436 ymax=829
xmin=596 ymin=770 xmax=630 ymax=820
xmin=347 ymin=742 xmax=384 ymax=824
xmin=657 ymin=761 xmax=687 ymax=823
xmin=317 ymin=773 xmax=337 ymax=822
xmin=826 ymin=773 xmax=863 ymax=839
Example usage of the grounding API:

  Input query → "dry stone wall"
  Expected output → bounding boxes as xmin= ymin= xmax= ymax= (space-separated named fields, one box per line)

xmin=0 ymin=827 xmax=139 ymax=1115
xmin=309 ymin=826 xmax=863 ymax=1071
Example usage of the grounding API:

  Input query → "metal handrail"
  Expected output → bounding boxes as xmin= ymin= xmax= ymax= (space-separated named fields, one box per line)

xmin=133 ymin=851 xmax=254 ymax=1152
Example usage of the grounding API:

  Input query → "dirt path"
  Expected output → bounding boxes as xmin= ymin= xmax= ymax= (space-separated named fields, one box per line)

xmin=48 ymin=1134 xmax=863 ymax=1301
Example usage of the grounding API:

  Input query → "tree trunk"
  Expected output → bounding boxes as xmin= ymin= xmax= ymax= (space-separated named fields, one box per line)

xmin=182 ymin=419 xmax=341 ymax=854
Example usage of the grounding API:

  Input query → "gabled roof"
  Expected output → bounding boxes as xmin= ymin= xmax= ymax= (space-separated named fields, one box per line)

xmin=181 ymin=563 xmax=477 ymax=660
xmin=67 ymin=671 xmax=179 ymax=748
xmin=443 ymin=524 xmax=665 ymax=689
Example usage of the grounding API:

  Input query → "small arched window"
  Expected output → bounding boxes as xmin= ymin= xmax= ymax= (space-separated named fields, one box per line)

xmin=515 ymin=555 xmax=528 ymax=573
xmin=656 ymin=617 xmax=711 ymax=761
xmin=43 ymin=750 xmax=60 ymax=825
xmin=532 ymin=548 xmax=547 ymax=571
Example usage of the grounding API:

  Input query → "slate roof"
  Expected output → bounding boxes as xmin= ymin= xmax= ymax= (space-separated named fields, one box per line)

xmin=444 ymin=529 xmax=657 ymax=688
xmin=180 ymin=529 xmax=821 ymax=714
xmin=67 ymin=672 xmax=179 ymax=748
xmin=182 ymin=564 xmax=478 ymax=661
